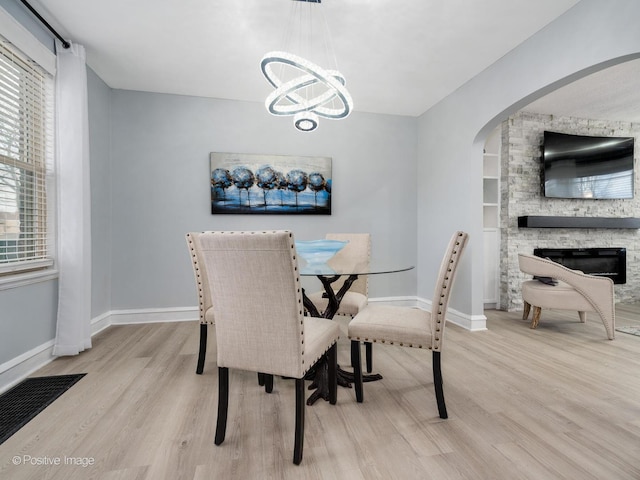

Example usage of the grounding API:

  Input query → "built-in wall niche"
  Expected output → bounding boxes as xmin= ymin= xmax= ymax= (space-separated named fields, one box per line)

xmin=483 ymin=126 xmax=500 ymax=307
xmin=483 ymin=174 xmax=499 ymax=227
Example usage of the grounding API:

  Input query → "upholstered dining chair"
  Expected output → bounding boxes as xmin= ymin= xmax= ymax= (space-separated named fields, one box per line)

xmin=195 ymin=230 xmax=340 ymax=465
xmin=306 ymin=233 xmax=371 ymax=316
xmin=518 ymin=253 xmax=615 ymax=340
xmin=186 ymin=232 xmax=215 ymax=374
xmin=305 ymin=233 xmax=376 ymax=371
xmin=187 ymin=232 xmax=272 ymax=389
xmin=348 ymin=231 xmax=468 ymax=419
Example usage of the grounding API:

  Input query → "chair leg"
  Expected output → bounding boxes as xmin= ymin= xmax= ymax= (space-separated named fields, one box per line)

xmin=531 ymin=306 xmax=542 ymax=329
xmin=264 ymin=374 xmax=274 ymax=393
xmin=327 ymin=343 xmax=337 ymax=405
xmin=350 ymin=340 xmax=357 ymax=367
xmin=293 ymin=378 xmax=305 ymax=465
xmin=196 ymin=323 xmax=207 ymax=374
xmin=432 ymin=351 xmax=448 ymax=419
xmin=578 ymin=311 xmax=587 ymax=323
xmin=522 ymin=301 xmax=531 ymax=321
xmin=258 ymin=372 xmax=265 ymax=386
xmin=351 ymin=341 xmax=372 ymax=373
xmin=215 ymin=367 xmax=229 ymax=445
xmin=351 ymin=340 xmax=363 ymax=403
xmin=365 ymin=342 xmax=373 ymax=373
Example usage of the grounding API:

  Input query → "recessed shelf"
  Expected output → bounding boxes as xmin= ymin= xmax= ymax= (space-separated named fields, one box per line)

xmin=518 ymin=216 xmax=640 ymax=229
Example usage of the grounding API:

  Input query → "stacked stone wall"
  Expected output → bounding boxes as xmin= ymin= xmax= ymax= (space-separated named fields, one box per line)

xmin=500 ymin=111 xmax=640 ymax=311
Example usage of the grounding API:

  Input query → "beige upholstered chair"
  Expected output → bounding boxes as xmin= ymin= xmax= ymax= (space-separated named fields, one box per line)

xmin=186 ymin=232 xmax=215 ymax=374
xmin=305 ymin=233 xmax=375 ymax=370
xmin=348 ymin=231 xmax=468 ymax=419
xmin=518 ymin=253 xmax=615 ymax=340
xmin=306 ymin=233 xmax=371 ymax=316
xmin=196 ymin=230 xmax=341 ymax=465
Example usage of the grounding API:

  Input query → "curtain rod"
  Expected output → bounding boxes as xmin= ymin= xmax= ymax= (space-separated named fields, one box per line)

xmin=19 ymin=0 xmax=70 ymax=49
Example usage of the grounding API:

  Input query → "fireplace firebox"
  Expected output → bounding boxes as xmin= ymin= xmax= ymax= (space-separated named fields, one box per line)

xmin=533 ymin=248 xmax=626 ymax=284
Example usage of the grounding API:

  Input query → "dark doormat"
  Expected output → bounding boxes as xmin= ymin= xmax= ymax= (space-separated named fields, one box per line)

xmin=0 ymin=373 xmax=86 ymax=445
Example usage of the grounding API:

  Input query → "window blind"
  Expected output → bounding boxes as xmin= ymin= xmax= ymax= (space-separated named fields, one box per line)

xmin=0 ymin=37 xmax=54 ymax=273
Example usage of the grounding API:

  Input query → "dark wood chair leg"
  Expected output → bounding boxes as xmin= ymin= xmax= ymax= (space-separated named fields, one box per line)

xmin=293 ymin=378 xmax=305 ymax=465
xmin=258 ymin=372 xmax=265 ymax=386
xmin=351 ymin=340 xmax=363 ymax=403
xmin=215 ymin=367 xmax=229 ymax=445
xmin=432 ymin=351 xmax=448 ymax=419
xmin=196 ymin=323 xmax=207 ymax=374
xmin=327 ymin=343 xmax=337 ymax=405
xmin=365 ymin=342 xmax=373 ymax=373
xmin=264 ymin=374 xmax=274 ymax=393
xmin=350 ymin=340 xmax=357 ymax=367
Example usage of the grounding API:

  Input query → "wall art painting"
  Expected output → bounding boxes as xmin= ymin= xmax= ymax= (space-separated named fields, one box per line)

xmin=210 ymin=153 xmax=332 ymax=215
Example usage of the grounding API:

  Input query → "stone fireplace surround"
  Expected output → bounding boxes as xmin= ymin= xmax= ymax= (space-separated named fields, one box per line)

xmin=500 ymin=111 xmax=640 ymax=311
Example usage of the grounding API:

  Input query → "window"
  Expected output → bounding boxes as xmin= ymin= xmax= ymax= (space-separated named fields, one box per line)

xmin=0 ymin=37 xmax=54 ymax=275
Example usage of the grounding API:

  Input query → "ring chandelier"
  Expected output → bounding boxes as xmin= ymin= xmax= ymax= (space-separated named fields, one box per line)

xmin=260 ymin=0 xmax=353 ymax=132
xmin=261 ymin=51 xmax=353 ymax=132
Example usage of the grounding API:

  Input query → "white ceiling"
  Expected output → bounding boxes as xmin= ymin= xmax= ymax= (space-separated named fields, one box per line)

xmin=523 ymin=58 xmax=640 ymax=123
xmin=25 ymin=0 xmax=639 ymax=122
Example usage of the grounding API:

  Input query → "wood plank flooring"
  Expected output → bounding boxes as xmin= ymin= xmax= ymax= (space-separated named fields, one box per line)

xmin=1 ymin=304 xmax=639 ymax=479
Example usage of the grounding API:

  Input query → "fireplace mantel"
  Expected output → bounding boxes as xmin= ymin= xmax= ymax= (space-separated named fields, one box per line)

xmin=518 ymin=216 xmax=640 ymax=229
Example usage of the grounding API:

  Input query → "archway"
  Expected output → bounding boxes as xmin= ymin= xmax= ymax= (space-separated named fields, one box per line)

xmin=475 ymin=55 xmax=640 ymax=317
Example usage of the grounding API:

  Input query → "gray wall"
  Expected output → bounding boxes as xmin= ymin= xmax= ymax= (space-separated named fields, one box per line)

xmin=88 ymin=68 xmax=112 ymax=318
xmin=417 ymin=0 xmax=640 ymax=319
xmin=0 ymin=281 xmax=57 ymax=364
xmin=109 ymin=91 xmax=418 ymax=310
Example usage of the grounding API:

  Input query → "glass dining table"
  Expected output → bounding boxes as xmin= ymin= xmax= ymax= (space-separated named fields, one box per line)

xmin=299 ymin=258 xmax=414 ymax=405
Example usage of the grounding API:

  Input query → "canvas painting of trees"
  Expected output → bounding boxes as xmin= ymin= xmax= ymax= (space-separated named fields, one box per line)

xmin=210 ymin=153 xmax=332 ymax=215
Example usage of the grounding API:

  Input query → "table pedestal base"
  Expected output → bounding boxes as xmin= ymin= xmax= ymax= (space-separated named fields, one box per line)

xmin=302 ymin=281 xmax=383 ymax=405
xmin=305 ymin=362 xmax=382 ymax=405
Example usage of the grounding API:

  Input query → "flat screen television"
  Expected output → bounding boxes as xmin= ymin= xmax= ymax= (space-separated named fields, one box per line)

xmin=542 ymin=131 xmax=635 ymax=199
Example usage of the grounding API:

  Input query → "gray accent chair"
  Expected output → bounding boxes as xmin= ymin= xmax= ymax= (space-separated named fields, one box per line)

xmin=518 ymin=253 xmax=615 ymax=340
xmin=193 ymin=230 xmax=341 ymax=465
xmin=348 ymin=231 xmax=469 ymax=419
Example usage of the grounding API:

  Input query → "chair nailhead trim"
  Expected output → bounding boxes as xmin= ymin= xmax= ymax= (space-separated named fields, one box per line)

xmin=349 ymin=336 xmax=425 ymax=349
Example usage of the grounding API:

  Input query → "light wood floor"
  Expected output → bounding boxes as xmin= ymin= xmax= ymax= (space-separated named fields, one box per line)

xmin=1 ymin=304 xmax=640 ymax=480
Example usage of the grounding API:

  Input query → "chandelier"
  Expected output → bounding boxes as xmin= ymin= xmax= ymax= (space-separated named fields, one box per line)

xmin=260 ymin=0 xmax=353 ymax=132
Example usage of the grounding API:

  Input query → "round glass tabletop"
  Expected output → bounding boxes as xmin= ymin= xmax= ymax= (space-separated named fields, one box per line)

xmin=299 ymin=260 xmax=414 ymax=276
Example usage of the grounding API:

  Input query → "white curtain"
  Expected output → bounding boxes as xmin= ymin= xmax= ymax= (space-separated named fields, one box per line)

xmin=52 ymin=41 xmax=92 ymax=356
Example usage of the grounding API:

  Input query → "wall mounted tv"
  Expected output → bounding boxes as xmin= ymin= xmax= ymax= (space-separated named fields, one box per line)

xmin=542 ymin=131 xmax=635 ymax=199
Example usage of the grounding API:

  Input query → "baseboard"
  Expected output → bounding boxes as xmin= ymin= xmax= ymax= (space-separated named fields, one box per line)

xmin=109 ymin=306 xmax=198 ymax=325
xmin=368 ymin=296 xmax=417 ymax=307
xmin=0 ymin=340 xmax=56 ymax=394
xmin=416 ymin=297 xmax=487 ymax=332
xmin=1 ymin=299 xmax=485 ymax=394
xmin=91 ymin=310 xmax=112 ymax=336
